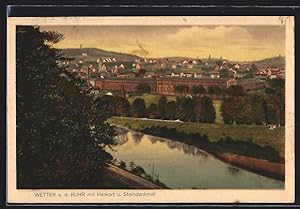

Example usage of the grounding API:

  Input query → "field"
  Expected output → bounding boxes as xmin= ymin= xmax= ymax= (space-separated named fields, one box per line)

xmin=108 ymin=117 xmax=285 ymax=158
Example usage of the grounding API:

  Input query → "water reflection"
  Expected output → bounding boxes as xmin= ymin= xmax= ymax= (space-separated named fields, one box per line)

xmin=114 ymin=134 xmax=128 ymax=145
xmin=146 ymin=134 xmax=208 ymax=158
xmin=131 ymin=132 xmax=144 ymax=145
xmin=108 ymin=128 xmax=284 ymax=189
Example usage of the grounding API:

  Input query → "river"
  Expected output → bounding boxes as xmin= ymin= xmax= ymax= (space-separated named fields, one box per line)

xmin=106 ymin=128 xmax=284 ymax=189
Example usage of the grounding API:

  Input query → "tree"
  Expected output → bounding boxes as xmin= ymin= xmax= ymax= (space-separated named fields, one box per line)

xmin=221 ymin=95 xmax=266 ymax=125
xmin=137 ymin=68 xmax=146 ymax=76
xmin=157 ymin=96 xmax=167 ymax=119
xmin=176 ymin=97 xmax=195 ymax=122
xmin=265 ymin=78 xmax=285 ymax=126
xmin=191 ymin=85 xmax=206 ymax=96
xmin=16 ymin=26 xmax=115 ymax=188
xmin=147 ymin=103 xmax=159 ymax=119
xmin=165 ymin=101 xmax=177 ymax=120
xmin=174 ymin=85 xmax=189 ymax=94
xmin=114 ymin=96 xmax=130 ymax=116
xmin=250 ymin=64 xmax=259 ymax=74
xmin=219 ymin=69 xmax=230 ymax=78
xmin=100 ymin=95 xmax=116 ymax=115
xmin=207 ymin=86 xmax=222 ymax=95
xmin=226 ymin=85 xmax=245 ymax=97
xmin=235 ymin=95 xmax=266 ymax=125
xmin=221 ymin=96 xmax=244 ymax=124
xmin=135 ymin=83 xmax=151 ymax=94
xmin=130 ymin=98 xmax=147 ymax=118
xmin=194 ymin=96 xmax=216 ymax=123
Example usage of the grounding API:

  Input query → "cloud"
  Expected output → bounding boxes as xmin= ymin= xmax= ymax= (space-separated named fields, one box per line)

xmin=41 ymin=25 xmax=285 ymax=61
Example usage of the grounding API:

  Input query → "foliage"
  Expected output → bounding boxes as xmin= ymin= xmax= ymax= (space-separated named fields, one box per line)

xmin=147 ymin=103 xmax=159 ymax=119
xmin=191 ymin=85 xmax=206 ymax=95
xmin=142 ymin=126 xmax=281 ymax=163
xmin=250 ymin=64 xmax=259 ymax=74
xmin=219 ymin=69 xmax=230 ymax=78
xmin=114 ymin=96 xmax=131 ymax=116
xmin=130 ymin=98 xmax=147 ymax=117
xmin=194 ymin=96 xmax=216 ymax=123
xmin=16 ymin=26 xmax=115 ymax=188
xmin=174 ymin=85 xmax=189 ymax=94
xmin=176 ymin=97 xmax=195 ymax=122
xmin=137 ymin=68 xmax=146 ymax=76
xmin=221 ymin=96 xmax=244 ymax=124
xmin=165 ymin=101 xmax=177 ymax=120
xmin=235 ymin=95 xmax=266 ymax=125
xmin=157 ymin=96 xmax=167 ymax=119
xmin=226 ymin=85 xmax=245 ymax=97
xmin=207 ymin=86 xmax=222 ymax=95
xmin=108 ymin=117 xmax=285 ymax=158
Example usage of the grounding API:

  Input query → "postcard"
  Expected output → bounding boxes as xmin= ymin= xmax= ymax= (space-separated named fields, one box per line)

xmin=7 ymin=16 xmax=295 ymax=203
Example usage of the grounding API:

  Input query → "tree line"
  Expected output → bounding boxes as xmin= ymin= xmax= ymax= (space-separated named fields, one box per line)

xmin=101 ymin=95 xmax=216 ymax=123
xmin=106 ymin=79 xmax=285 ymax=126
xmin=221 ymin=79 xmax=285 ymax=126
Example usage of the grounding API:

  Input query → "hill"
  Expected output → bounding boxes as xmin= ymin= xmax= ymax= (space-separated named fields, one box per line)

xmin=250 ymin=56 xmax=285 ymax=68
xmin=61 ymin=48 xmax=141 ymax=61
xmin=61 ymin=48 xmax=285 ymax=68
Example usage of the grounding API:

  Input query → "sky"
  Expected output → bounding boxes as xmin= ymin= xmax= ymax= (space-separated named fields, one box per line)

xmin=40 ymin=25 xmax=285 ymax=61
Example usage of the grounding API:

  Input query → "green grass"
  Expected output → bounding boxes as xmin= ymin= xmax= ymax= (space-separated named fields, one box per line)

xmin=212 ymin=100 xmax=223 ymax=124
xmin=108 ymin=117 xmax=285 ymax=158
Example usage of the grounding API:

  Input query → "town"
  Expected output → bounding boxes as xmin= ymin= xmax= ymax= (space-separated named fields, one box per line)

xmin=60 ymin=50 xmax=285 ymax=97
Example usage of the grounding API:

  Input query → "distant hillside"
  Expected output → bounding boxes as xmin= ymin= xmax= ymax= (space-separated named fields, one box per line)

xmin=61 ymin=48 xmax=285 ymax=68
xmin=250 ymin=56 xmax=285 ymax=68
xmin=61 ymin=48 xmax=141 ymax=61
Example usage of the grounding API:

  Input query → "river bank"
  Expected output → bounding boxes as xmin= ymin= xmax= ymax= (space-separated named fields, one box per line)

xmin=102 ymin=164 xmax=165 ymax=189
xmin=215 ymin=153 xmax=284 ymax=180
xmin=108 ymin=117 xmax=285 ymax=158
xmin=111 ymin=123 xmax=285 ymax=181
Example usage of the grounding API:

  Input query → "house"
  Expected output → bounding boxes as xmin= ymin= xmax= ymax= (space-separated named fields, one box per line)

xmin=210 ymin=71 xmax=220 ymax=78
xmin=112 ymin=65 xmax=119 ymax=73
xmin=171 ymin=73 xmax=180 ymax=77
xmin=99 ymin=64 xmax=108 ymax=72
xmin=136 ymin=63 xmax=142 ymax=70
xmin=233 ymin=64 xmax=241 ymax=70
xmin=186 ymin=73 xmax=192 ymax=78
xmin=118 ymin=64 xmax=125 ymax=70
xmin=171 ymin=64 xmax=177 ymax=69
xmin=229 ymin=68 xmax=237 ymax=74
xmin=193 ymin=73 xmax=202 ymax=78
xmin=192 ymin=60 xmax=198 ymax=64
xmin=187 ymin=61 xmax=193 ymax=69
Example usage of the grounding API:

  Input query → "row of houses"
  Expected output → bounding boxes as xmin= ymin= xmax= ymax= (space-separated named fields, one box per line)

xmin=256 ymin=67 xmax=285 ymax=79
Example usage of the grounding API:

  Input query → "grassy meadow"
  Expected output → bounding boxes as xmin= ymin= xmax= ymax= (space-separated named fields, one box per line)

xmin=108 ymin=116 xmax=285 ymax=158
